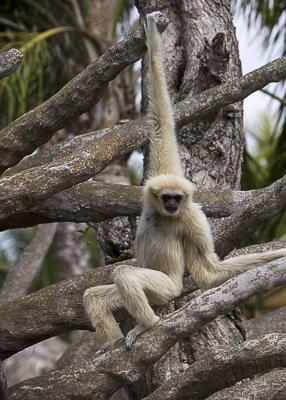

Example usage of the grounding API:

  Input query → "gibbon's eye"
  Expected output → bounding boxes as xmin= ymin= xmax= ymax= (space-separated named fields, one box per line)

xmin=174 ymin=195 xmax=183 ymax=203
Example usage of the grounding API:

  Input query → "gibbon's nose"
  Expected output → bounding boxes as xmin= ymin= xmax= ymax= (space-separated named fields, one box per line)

xmin=165 ymin=201 xmax=178 ymax=213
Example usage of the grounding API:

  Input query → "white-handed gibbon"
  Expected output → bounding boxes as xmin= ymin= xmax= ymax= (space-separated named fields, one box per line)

xmin=83 ymin=11 xmax=286 ymax=349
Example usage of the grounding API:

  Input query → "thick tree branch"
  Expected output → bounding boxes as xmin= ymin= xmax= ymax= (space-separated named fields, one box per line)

xmin=0 ymin=172 xmax=285 ymax=236
xmin=1 ymin=57 xmax=286 ymax=210
xmin=214 ymin=174 xmax=286 ymax=257
xmin=7 ymin=258 xmax=286 ymax=400
xmin=0 ymin=224 xmax=57 ymax=303
xmin=143 ymin=333 xmax=286 ymax=400
xmin=0 ymin=179 xmax=281 ymax=230
xmin=0 ymin=18 xmax=168 ymax=174
xmin=0 ymin=241 xmax=284 ymax=360
xmin=0 ymin=49 xmax=23 ymax=79
xmin=207 ymin=369 xmax=286 ymax=400
xmin=243 ymin=305 xmax=286 ymax=339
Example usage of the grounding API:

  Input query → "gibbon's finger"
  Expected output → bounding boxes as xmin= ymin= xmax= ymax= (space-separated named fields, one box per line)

xmin=95 ymin=342 xmax=113 ymax=357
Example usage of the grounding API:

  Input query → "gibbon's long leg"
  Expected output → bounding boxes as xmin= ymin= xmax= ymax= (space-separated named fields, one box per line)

xmin=114 ymin=265 xmax=182 ymax=326
xmin=83 ymin=267 xmax=181 ymax=346
xmin=83 ymin=284 xmax=124 ymax=344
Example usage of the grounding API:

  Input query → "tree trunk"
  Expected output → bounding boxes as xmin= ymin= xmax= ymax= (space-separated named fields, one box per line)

xmin=96 ymin=0 xmax=245 ymax=398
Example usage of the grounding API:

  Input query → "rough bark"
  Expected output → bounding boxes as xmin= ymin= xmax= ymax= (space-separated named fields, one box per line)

xmin=0 ymin=223 xmax=57 ymax=303
xmin=0 ymin=48 xmax=23 ymax=79
xmin=7 ymin=258 xmax=286 ymax=400
xmin=0 ymin=18 xmax=168 ymax=174
xmin=206 ymin=369 xmax=286 ymax=400
xmin=143 ymin=334 xmax=286 ymax=400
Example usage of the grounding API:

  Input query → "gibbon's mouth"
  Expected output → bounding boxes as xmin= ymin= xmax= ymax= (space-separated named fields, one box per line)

xmin=164 ymin=205 xmax=178 ymax=213
xmin=162 ymin=207 xmax=180 ymax=217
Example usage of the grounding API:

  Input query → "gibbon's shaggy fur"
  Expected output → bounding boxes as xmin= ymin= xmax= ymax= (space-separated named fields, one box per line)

xmin=83 ymin=11 xmax=286 ymax=348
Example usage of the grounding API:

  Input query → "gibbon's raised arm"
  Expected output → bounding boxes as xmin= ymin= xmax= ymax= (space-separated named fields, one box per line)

xmin=145 ymin=13 xmax=184 ymax=178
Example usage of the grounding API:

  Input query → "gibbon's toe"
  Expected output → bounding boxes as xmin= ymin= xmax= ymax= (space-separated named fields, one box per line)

xmin=95 ymin=342 xmax=111 ymax=357
xmin=125 ymin=331 xmax=138 ymax=350
xmin=126 ymin=325 xmax=145 ymax=350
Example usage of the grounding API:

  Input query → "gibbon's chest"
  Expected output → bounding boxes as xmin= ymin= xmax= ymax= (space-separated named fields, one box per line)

xmin=136 ymin=215 xmax=185 ymax=274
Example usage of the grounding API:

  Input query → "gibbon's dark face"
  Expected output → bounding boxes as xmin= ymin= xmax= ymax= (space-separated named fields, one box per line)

xmin=159 ymin=191 xmax=184 ymax=216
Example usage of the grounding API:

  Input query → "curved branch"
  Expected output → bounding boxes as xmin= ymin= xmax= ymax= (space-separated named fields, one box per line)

xmin=0 ymin=49 xmax=23 ymax=79
xmin=207 ymin=369 xmax=286 ymax=400
xmin=143 ymin=333 xmax=286 ymax=400
xmin=6 ymin=258 xmax=286 ymax=399
xmin=0 ymin=18 xmax=168 ymax=174
xmin=0 ymin=224 xmax=57 ymax=302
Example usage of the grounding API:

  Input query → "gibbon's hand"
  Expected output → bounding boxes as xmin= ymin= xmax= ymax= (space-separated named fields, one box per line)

xmin=144 ymin=10 xmax=164 ymax=33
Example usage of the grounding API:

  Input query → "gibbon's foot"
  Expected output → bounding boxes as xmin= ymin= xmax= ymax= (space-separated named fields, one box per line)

xmin=126 ymin=325 xmax=146 ymax=350
xmin=126 ymin=317 xmax=160 ymax=350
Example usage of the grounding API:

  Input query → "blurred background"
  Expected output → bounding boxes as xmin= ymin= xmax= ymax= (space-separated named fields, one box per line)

xmin=0 ymin=0 xmax=285 ymax=385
